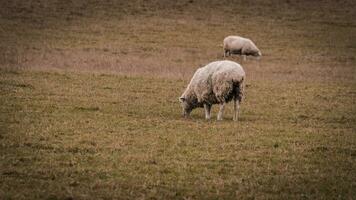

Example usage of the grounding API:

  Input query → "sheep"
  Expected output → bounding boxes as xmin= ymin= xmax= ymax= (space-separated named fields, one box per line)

xmin=223 ymin=35 xmax=262 ymax=60
xmin=179 ymin=60 xmax=245 ymax=121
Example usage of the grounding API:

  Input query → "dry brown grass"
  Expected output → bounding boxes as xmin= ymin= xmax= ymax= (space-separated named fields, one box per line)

xmin=1 ymin=69 xmax=355 ymax=199
xmin=1 ymin=0 xmax=355 ymax=81
xmin=0 ymin=0 xmax=356 ymax=199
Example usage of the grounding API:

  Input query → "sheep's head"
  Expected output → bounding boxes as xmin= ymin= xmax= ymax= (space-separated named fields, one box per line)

xmin=251 ymin=50 xmax=262 ymax=57
xmin=179 ymin=96 xmax=193 ymax=117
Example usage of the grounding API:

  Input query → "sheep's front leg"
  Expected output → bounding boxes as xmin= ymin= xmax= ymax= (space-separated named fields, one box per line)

xmin=204 ymin=104 xmax=211 ymax=120
xmin=217 ymin=102 xmax=226 ymax=121
xmin=233 ymin=99 xmax=240 ymax=121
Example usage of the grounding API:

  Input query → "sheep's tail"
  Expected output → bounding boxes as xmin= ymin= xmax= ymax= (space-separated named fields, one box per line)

xmin=234 ymin=77 xmax=245 ymax=102
xmin=240 ymin=77 xmax=245 ymax=102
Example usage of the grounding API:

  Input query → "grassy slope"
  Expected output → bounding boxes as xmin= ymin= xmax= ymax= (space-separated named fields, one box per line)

xmin=0 ymin=0 xmax=356 ymax=199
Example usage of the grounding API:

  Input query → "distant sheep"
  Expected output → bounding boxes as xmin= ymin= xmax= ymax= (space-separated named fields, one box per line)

xmin=179 ymin=60 xmax=245 ymax=121
xmin=223 ymin=35 xmax=262 ymax=59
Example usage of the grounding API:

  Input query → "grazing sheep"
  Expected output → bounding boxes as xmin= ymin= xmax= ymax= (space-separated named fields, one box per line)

xmin=179 ymin=60 xmax=245 ymax=121
xmin=223 ymin=35 xmax=262 ymax=59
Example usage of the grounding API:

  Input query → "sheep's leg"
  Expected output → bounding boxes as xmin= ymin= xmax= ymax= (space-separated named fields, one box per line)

xmin=224 ymin=50 xmax=229 ymax=58
xmin=237 ymin=55 xmax=243 ymax=63
xmin=217 ymin=102 xmax=226 ymax=121
xmin=243 ymin=55 xmax=247 ymax=61
xmin=233 ymin=99 xmax=240 ymax=121
xmin=204 ymin=104 xmax=211 ymax=120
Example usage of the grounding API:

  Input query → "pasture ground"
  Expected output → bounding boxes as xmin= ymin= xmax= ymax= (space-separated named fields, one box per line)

xmin=1 ymin=0 xmax=355 ymax=199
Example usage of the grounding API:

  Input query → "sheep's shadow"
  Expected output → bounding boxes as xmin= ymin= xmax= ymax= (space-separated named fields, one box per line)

xmin=173 ymin=112 xmax=255 ymax=123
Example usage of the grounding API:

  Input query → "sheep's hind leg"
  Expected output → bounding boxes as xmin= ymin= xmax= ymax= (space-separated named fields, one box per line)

xmin=217 ymin=102 xmax=226 ymax=121
xmin=204 ymin=104 xmax=211 ymax=120
xmin=233 ymin=99 xmax=240 ymax=121
xmin=224 ymin=50 xmax=229 ymax=58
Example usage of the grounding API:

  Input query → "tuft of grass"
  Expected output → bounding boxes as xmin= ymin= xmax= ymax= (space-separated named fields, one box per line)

xmin=74 ymin=106 xmax=100 ymax=112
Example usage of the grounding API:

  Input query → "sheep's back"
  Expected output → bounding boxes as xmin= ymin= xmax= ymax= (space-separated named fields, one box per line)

xmin=189 ymin=61 xmax=245 ymax=103
xmin=224 ymin=36 xmax=248 ymax=50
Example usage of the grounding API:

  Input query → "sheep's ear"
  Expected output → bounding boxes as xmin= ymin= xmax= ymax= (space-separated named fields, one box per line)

xmin=179 ymin=97 xmax=185 ymax=102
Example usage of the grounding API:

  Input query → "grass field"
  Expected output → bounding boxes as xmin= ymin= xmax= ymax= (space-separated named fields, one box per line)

xmin=1 ymin=0 xmax=356 ymax=199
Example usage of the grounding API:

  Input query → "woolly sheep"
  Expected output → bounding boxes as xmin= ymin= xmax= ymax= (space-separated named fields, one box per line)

xmin=223 ymin=35 xmax=262 ymax=59
xmin=179 ymin=60 xmax=245 ymax=121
